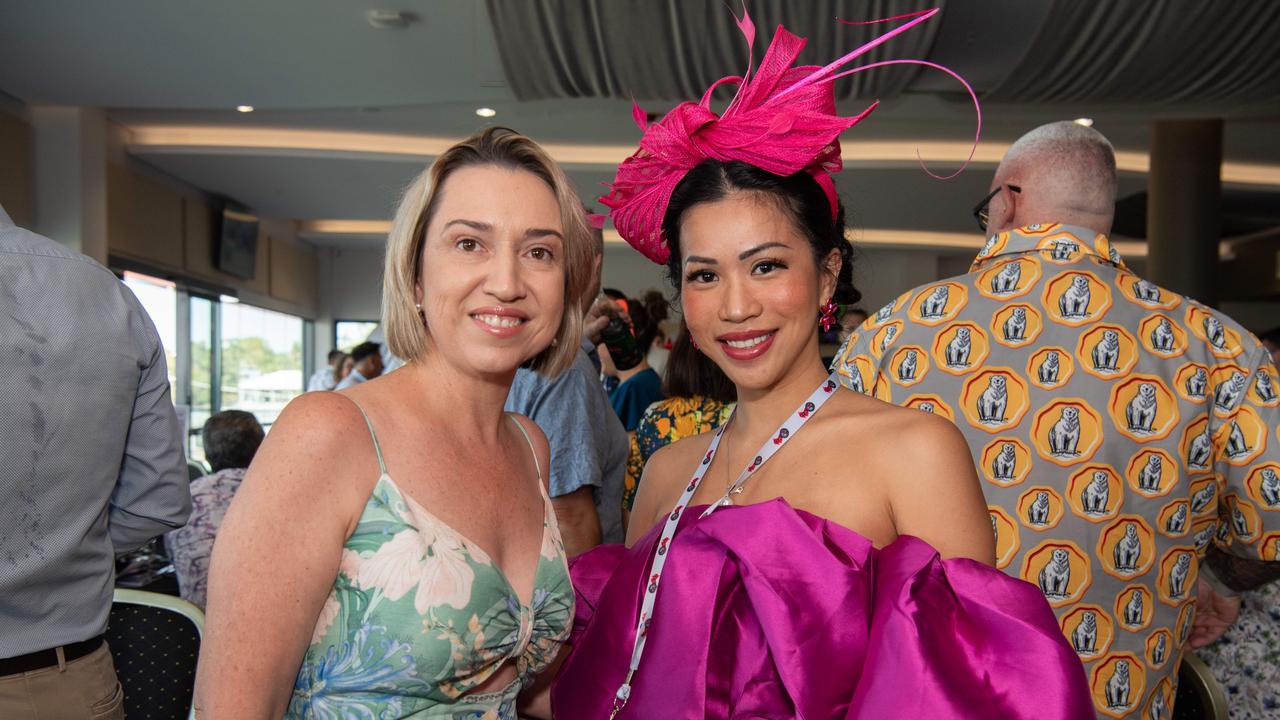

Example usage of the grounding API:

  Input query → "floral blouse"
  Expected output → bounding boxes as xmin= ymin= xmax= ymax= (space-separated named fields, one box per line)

xmin=624 ymin=395 xmax=734 ymax=511
xmin=1197 ymin=582 xmax=1280 ymax=719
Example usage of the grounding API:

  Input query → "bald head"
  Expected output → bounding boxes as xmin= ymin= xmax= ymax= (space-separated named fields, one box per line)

xmin=987 ymin=122 xmax=1117 ymax=236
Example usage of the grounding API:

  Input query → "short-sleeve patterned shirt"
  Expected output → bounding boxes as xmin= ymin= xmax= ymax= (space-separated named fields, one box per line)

xmin=831 ymin=223 xmax=1280 ymax=720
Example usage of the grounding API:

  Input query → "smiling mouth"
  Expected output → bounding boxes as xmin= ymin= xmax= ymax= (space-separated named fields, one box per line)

xmin=722 ymin=332 xmax=774 ymax=349
xmin=472 ymin=313 xmax=525 ymax=329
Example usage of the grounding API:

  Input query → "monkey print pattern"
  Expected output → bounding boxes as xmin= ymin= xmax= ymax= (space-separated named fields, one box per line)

xmin=1058 ymin=276 xmax=1092 ymax=318
xmin=1071 ymin=611 xmax=1097 ymax=654
xmin=875 ymin=301 xmax=894 ymax=323
xmin=842 ymin=357 xmax=865 ymax=394
xmin=1081 ymin=472 xmax=1110 ymax=515
xmin=977 ymin=375 xmax=1009 ymax=424
xmin=1038 ymin=351 xmax=1060 ymax=385
xmin=1027 ymin=491 xmax=1050 ymax=525
xmin=944 ymin=327 xmax=971 ymax=368
xmin=1190 ymin=482 xmax=1216 ymax=514
xmin=1114 ymin=523 xmax=1142 ymax=573
xmin=1051 ymin=241 xmax=1078 ymax=261
xmin=1256 ymin=369 xmax=1278 ymax=403
xmin=880 ymin=325 xmax=898 ymax=352
xmin=1003 ymin=307 xmax=1027 ymax=342
xmin=1232 ymin=506 xmax=1250 ymax=538
xmin=1204 ymin=316 xmax=1227 ymax=350
xmin=1133 ymin=279 xmax=1162 ymax=303
xmin=1187 ymin=429 xmax=1213 ymax=469
xmin=1138 ymin=455 xmax=1163 ymax=492
xmin=1150 ymin=318 xmax=1176 ymax=353
xmin=897 ymin=350 xmax=918 ymax=382
xmin=1092 ymin=331 xmax=1121 ymax=373
xmin=1225 ymin=421 xmax=1250 ymax=458
xmin=991 ymin=262 xmax=1022 ymax=295
xmin=1123 ymin=589 xmax=1144 ymax=627
xmin=1048 ymin=407 xmax=1081 ymax=457
xmin=917 ymin=402 xmax=936 ymax=414
xmin=993 ymin=443 xmax=1018 ymax=482
xmin=1192 ymin=523 xmax=1215 ymax=551
xmin=1168 ymin=553 xmax=1192 ymax=599
xmin=1038 ymin=549 xmax=1071 ymax=599
xmin=919 ymin=286 xmax=949 ymax=319
xmin=1261 ymin=468 xmax=1280 ymax=507
xmin=1214 ymin=371 xmax=1248 ymax=412
xmin=1150 ymin=687 xmax=1168 ymax=720
xmin=1151 ymin=633 xmax=1167 ymax=666
xmin=1126 ymin=384 xmax=1159 ymax=434
xmin=1165 ymin=504 xmax=1187 ymax=534
xmin=1185 ymin=367 xmax=1208 ymax=399
xmin=1105 ymin=660 xmax=1132 ymax=711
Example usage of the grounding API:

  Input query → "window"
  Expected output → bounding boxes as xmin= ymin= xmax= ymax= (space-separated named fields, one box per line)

xmin=335 ymin=320 xmax=379 ymax=352
xmin=121 ymin=272 xmax=178 ymax=391
xmin=219 ymin=299 xmax=304 ymax=429
xmin=188 ymin=295 xmax=216 ymax=464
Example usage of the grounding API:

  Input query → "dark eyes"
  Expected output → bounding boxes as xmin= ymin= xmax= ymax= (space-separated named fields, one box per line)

xmin=685 ymin=269 xmax=717 ymax=284
xmin=528 ymin=247 xmax=555 ymax=261
xmin=751 ymin=260 xmax=786 ymax=275
xmin=684 ymin=259 xmax=787 ymax=284
xmin=456 ymin=238 xmax=479 ymax=252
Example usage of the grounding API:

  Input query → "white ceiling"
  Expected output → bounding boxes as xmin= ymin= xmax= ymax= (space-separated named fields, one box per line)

xmin=2 ymin=0 xmax=1277 ymax=250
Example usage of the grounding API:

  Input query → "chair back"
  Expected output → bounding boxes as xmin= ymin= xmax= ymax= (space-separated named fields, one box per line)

xmin=106 ymin=589 xmax=204 ymax=720
xmin=1173 ymin=653 xmax=1230 ymax=720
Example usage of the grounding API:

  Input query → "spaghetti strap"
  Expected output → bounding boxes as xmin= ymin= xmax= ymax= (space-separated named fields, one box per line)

xmin=506 ymin=413 xmax=543 ymax=486
xmin=336 ymin=394 xmax=388 ymax=476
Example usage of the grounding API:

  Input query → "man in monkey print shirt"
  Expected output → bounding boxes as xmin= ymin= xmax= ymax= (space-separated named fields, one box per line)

xmin=834 ymin=220 xmax=1280 ymax=718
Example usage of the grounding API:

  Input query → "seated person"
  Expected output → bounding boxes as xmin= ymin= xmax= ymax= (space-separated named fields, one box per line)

xmin=165 ymin=410 xmax=264 ymax=609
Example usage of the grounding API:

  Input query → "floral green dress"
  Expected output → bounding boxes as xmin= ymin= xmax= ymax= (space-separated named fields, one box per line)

xmin=288 ymin=406 xmax=573 ymax=719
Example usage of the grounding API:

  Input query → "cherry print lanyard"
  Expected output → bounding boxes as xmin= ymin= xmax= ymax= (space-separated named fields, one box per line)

xmin=609 ymin=373 xmax=841 ymax=718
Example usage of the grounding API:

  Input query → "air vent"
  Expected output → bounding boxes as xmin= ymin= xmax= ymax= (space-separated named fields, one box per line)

xmin=367 ymin=9 xmax=411 ymax=29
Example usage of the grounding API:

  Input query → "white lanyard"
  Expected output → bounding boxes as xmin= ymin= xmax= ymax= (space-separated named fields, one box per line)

xmin=609 ymin=374 xmax=841 ymax=718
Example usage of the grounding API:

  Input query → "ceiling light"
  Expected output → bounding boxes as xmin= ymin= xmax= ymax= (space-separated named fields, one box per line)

xmin=1074 ymin=118 xmax=1094 ymax=127
xmin=236 ymin=105 xmax=254 ymax=113
xmin=475 ymin=107 xmax=497 ymax=118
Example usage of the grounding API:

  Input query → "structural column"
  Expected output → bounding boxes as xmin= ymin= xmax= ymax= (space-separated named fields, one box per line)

xmin=31 ymin=106 xmax=109 ymax=263
xmin=1146 ymin=119 xmax=1222 ymax=307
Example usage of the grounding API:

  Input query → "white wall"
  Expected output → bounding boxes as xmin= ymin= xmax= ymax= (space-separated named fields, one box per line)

xmin=315 ymin=246 xmax=385 ymax=364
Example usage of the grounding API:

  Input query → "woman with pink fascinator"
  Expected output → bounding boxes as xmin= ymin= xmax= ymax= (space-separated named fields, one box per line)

xmin=545 ymin=9 xmax=1094 ymax=719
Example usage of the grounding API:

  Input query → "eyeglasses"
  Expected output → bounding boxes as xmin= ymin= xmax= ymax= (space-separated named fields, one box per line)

xmin=972 ymin=184 xmax=1021 ymax=232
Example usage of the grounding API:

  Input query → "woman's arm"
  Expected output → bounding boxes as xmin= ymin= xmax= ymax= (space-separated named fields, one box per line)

xmin=886 ymin=414 xmax=996 ymax=565
xmin=194 ymin=393 xmax=370 ymax=718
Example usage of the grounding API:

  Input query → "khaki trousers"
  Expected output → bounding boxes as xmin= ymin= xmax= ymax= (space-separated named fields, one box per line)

xmin=0 ymin=642 xmax=124 ymax=719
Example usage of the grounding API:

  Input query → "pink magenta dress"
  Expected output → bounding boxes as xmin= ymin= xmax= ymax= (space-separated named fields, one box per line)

xmin=552 ymin=498 xmax=1095 ymax=718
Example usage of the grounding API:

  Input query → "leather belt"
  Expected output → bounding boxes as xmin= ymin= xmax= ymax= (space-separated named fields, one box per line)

xmin=0 ymin=635 xmax=105 ymax=676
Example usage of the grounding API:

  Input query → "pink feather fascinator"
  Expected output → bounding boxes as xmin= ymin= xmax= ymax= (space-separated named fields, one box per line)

xmin=600 ymin=6 xmax=979 ymax=264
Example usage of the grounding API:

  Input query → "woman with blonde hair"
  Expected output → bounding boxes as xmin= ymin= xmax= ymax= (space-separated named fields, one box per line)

xmin=195 ymin=126 xmax=592 ymax=718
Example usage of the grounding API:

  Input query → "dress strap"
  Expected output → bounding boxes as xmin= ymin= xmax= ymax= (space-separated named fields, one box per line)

xmin=506 ymin=413 xmax=544 ymax=486
xmin=337 ymin=395 xmax=388 ymax=476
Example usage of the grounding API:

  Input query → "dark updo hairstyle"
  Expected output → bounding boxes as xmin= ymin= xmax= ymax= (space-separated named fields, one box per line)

xmin=626 ymin=289 xmax=671 ymax=352
xmin=663 ymin=322 xmax=736 ymax=403
xmin=660 ymin=159 xmax=860 ymax=307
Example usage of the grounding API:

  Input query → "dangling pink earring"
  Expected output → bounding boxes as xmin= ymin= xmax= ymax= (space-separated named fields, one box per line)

xmin=819 ymin=298 xmax=838 ymax=333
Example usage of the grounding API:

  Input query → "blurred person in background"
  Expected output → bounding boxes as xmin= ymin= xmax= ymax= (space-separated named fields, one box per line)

xmin=334 ymin=340 xmax=383 ymax=389
xmin=0 ymin=203 xmax=190 ymax=720
xmin=337 ymin=352 xmax=355 ymax=383
xmin=196 ymin=127 xmax=593 ymax=718
xmin=838 ymin=305 xmax=867 ymax=343
xmin=1260 ymin=326 xmax=1280 ymax=366
xmin=166 ymin=410 xmax=265 ymax=609
xmin=623 ymin=322 xmax=736 ymax=519
xmin=308 ymin=349 xmax=345 ymax=391
xmin=607 ymin=290 xmax=669 ymax=431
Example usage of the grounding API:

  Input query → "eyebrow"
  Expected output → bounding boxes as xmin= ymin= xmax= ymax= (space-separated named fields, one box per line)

xmin=684 ymin=241 xmax=791 ymax=267
xmin=442 ymin=218 xmax=563 ymax=240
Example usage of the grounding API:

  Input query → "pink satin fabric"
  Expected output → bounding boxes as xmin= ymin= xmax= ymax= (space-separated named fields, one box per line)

xmin=552 ymin=499 xmax=1094 ymax=719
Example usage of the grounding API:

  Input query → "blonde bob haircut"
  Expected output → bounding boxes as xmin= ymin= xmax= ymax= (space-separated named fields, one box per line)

xmin=382 ymin=127 xmax=593 ymax=378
